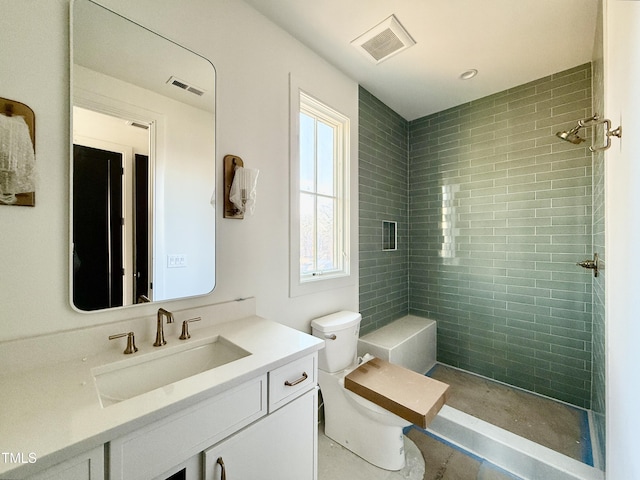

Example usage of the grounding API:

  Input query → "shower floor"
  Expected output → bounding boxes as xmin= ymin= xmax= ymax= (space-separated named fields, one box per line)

xmin=426 ymin=363 xmax=591 ymax=464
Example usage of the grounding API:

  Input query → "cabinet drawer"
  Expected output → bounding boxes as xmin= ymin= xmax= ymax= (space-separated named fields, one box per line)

xmin=109 ymin=375 xmax=267 ymax=480
xmin=268 ymin=353 xmax=316 ymax=411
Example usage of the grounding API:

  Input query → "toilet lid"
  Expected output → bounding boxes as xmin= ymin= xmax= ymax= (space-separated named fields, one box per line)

xmin=311 ymin=311 xmax=361 ymax=332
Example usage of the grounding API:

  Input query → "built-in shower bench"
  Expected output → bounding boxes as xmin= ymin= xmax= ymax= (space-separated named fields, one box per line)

xmin=357 ymin=315 xmax=437 ymax=375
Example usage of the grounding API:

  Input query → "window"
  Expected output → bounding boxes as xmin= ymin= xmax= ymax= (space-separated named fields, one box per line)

xmin=290 ymin=87 xmax=351 ymax=295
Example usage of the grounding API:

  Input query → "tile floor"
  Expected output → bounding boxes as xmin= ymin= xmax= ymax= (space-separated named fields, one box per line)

xmin=318 ymin=424 xmax=517 ymax=480
xmin=317 ymin=426 xmax=425 ymax=480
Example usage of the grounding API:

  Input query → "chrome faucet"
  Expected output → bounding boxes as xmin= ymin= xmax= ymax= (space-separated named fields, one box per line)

xmin=154 ymin=308 xmax=174 ymax=346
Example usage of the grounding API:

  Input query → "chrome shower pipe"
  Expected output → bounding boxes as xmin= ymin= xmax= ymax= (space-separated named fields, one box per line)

xmin=589 ymin=118 xmax=622 ymax=152
xmin=577 ymin=114 xmax=601 ymax=127
xmin=555 ymin=114 xmax=622 ymax=152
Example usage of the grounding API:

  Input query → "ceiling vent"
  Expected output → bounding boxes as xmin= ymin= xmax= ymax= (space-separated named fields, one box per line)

xmin=166 ymin=76 xmax=206 ymax=96
xmin=126 ymin=120 xmax=149 ymax=130
xmin=351 ymin=15 xmax=416 ymax=64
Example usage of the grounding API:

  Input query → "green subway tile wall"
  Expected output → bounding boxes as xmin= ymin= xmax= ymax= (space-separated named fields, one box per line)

xmin=407 ymin=64 xmax=594 ymax=407
xmin=591 ymin=2 xmax=606 ymax=465
xmin=359 ymin=87 xmax=409 ymax=336
xmin=358 ymin=64 xmax=596 ymax=408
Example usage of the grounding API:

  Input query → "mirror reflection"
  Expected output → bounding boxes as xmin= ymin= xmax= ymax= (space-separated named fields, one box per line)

xmin=71 ymin=0 xmax=216 ymax=311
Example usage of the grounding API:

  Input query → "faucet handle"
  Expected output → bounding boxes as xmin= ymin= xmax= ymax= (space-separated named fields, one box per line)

xmin=179 ymin=317 xmax=202 ymax=340
xmin=109 ymin=331 xmax=138 ymax=354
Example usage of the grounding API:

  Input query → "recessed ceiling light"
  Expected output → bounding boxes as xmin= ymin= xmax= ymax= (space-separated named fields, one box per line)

xmin=460 ymin=69 xmax=478 ymax=80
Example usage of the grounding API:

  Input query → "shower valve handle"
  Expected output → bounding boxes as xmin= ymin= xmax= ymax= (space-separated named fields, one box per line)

xmin=577 ymin=253 xmax=599 ymax=277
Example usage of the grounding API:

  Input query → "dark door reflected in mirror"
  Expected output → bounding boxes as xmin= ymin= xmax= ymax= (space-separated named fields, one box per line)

xmin=73 ymin=145 xmax=125 ymax=310
xmin=72 ymin=0 xmax=216 ymax=311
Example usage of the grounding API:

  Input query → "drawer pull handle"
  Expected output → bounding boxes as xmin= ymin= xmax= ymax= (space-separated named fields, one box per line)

xmin=216 ymin=457 xmax=226 ymax=480
xmin=284 ymin=372 xmax=308 ymax=387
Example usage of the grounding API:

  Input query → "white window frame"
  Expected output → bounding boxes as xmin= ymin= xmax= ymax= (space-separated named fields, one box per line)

xmin=289 ymin=78 xmax=352 ymax=297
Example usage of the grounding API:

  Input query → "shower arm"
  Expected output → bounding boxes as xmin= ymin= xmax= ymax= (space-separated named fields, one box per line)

xmin=577 ymin=114 xmax=600 ymax=127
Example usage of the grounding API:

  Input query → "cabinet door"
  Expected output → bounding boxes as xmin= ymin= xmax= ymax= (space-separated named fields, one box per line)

xmin=26 ymin=446 xmax=104 ymax=480
xmin=204 ymin=388 xmax=317 ymax=480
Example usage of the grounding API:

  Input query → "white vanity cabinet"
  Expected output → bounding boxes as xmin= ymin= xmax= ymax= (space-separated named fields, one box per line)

xmin=25 ymin=447 xmax=104 ymax=480
xmin=108 ymin=352 xmax=318 ymax=480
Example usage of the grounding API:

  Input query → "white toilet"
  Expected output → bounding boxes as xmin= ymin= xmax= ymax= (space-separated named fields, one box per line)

xmin=311 ymin=311 xmax=411 ymax=471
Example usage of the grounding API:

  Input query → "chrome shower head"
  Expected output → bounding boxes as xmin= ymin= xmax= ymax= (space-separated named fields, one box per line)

xmin=555 ymin=125 xmax=586 ymax=145
xmin=554 ymin=114 xmax=622 ymax=151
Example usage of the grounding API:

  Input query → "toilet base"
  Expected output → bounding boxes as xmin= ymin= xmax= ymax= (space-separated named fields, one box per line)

xmin=323 ymin=415 xmax=406 ymax=471
xmin=319 ymin=370 xmax=408 ymax=471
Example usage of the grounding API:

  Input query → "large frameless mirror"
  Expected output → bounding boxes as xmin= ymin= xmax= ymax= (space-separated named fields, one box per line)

xmin=71 ymin=0 xmax=216 ymax=312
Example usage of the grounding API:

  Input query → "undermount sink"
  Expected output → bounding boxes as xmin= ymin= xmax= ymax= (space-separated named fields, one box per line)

xmin=92 ymin=336 xmax=251 ymax=407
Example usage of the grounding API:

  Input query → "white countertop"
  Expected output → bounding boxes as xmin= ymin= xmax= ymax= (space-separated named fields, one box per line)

xmin=0 ymin=316 xmax=324 ymax=479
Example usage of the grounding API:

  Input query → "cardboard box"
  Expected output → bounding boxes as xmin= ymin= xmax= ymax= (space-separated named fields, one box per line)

xmin=345 ymin=357 xmax=449 ymax=429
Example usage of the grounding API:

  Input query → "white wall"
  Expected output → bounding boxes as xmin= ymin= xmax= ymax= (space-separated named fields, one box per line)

xmin=0 ymin=0 xmax=358 ymax=342
xmin=604 ymin=1 xmax=640 ymax=476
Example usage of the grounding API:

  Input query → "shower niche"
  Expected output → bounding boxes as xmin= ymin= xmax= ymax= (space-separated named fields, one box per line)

xmin=382 ymin=220 xmax=397 ymax=251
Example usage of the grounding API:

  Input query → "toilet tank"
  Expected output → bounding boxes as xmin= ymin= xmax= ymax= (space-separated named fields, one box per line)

xmin=311 ymin=311 xmax=361 ymax=373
